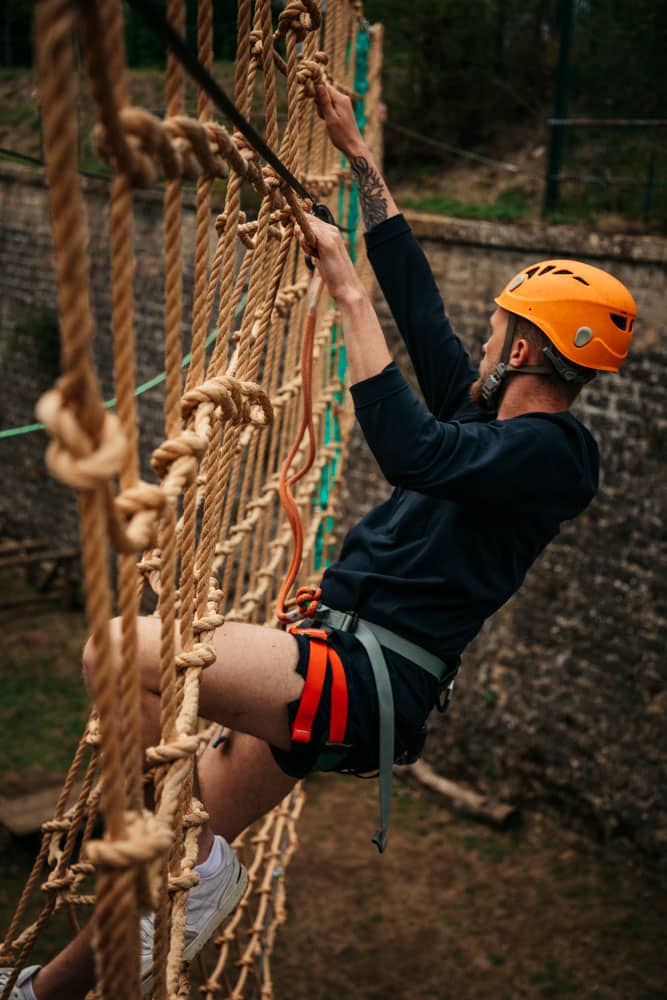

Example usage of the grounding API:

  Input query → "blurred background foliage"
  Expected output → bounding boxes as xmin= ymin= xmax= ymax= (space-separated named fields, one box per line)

xmin=0 ymin=1 xmax=665 ymax=227
xmin=362 ymin=0 xmax=665 ymax=158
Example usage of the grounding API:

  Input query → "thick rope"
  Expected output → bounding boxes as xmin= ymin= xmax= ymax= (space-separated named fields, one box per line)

xmin=1 ymin=3 xmax=380 ymax=998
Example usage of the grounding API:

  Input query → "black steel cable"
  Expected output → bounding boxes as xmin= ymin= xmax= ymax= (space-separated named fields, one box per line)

xmin=122 ymin=0 xmax=315 ymax=203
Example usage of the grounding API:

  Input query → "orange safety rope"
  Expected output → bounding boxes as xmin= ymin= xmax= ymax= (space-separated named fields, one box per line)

xmin=276 ymin=268 xmax=325 ymax=624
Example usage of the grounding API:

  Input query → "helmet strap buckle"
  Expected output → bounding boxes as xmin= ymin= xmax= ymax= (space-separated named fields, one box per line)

xmin=478 ymin=312 xmax=520 ymax=410
xmin=479 ymin=362 xmax=508 ymax=409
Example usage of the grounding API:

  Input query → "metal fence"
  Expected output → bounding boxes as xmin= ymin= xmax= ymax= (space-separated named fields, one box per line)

xmin=543 ymin=119 xmax=667 ymax=226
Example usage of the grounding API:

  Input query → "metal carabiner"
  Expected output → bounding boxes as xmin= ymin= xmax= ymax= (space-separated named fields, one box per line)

xmin=305 ymin=202 xmax=338 ymax=271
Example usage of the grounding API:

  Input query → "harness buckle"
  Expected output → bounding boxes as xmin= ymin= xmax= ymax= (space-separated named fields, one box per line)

xmin=436 ymin=675 xmax=458 ymax=713
xmin=338 ymin=610 xmax=359 ymax=633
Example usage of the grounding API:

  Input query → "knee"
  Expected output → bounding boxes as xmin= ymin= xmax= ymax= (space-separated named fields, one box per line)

xmin=82 ymin=616 xmax=161 ymax=697
xmin=82 ymin=616 xmax=123 ymax=696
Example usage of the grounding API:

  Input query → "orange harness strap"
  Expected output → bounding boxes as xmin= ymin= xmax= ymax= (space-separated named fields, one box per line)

xmin=288 ymin=627 xmax=349 ymax=746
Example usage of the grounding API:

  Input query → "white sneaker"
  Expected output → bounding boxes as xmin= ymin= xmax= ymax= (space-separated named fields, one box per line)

xmin=0 ymin=967 xmax=41 ymax=1000
xmin=141 ymin=836 xmax=248 ymax=994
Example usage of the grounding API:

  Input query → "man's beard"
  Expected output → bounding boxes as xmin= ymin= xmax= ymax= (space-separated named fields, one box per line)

xmin=470 ymin=376 xmax=484 ymax=406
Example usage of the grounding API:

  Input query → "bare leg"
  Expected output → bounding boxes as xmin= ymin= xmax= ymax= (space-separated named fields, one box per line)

xmin=138 ymin=616 xmax=302 ymax=842
xmin=30 ymin=926 xmax=97 ymax=1000
xmin=134 ymin=616 xmax=305 ymax=749
xmin=32 ymin=617 xmax=304 ymax=1000
xmin=198 ymin=734 xmax=298 ymax=842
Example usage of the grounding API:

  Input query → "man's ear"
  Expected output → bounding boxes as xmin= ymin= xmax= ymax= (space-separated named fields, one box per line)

xmin=509 ymin=337 xmax=533 ymax=368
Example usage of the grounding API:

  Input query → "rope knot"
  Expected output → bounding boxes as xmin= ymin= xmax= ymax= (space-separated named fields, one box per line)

xmin=192 ymin=611 xmax=225 ymax=635
xmin=94 ymin=107 xmax=179 ymax=186
xmin=238 ymin=381 xmax=273 ymax=427
xmin=296 ymin=52 xmax=329 ymax=97
xmin=145 ymin=732 xmax=201 ymax=765
xmin=262 ymin=169 xmax=281 ymax=195
xmin=181 ymin=374 xmax=245 ymax=424
xmin=233 ymin=134 xmax=266 ymax=192
xmin=175 ymin=641 xmax=216 ymax=672
xmin=83 ymin=811 xmax=172 ymax=871
xmin=249 ymin=29 xmax=263 ymax=59
xmin=113 ymin=481 xmax=167 ymax=553
xmin=206 ymin=121 xmax=248 ymax=177
xmin=183 ymin=805 xmax=209 ymax=829
xmin=277 ymin=0 xmax=322 ymax=42
xmin=41 ymin=818 xmax=72 ymax=834
xmin=166 ymin=115 xmax=227 ymax=180
xmin=36 ymin=388 xmax=128 ymax=491
xmin=295 ymin=585 xmax=322 ymax=618
xmin=150 ymin=428 xmax=207 ymax=479
xmin=85 ymin=714 xmax=101 ymax=745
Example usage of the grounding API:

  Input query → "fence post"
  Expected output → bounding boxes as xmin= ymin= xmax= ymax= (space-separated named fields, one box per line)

xmin=543 ymin=0 xmax=575 ymax=216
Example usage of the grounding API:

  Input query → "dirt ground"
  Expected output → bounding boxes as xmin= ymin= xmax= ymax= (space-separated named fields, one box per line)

xmin=0 ymin=600 xmax=665 ymax=999
xmin=267 ymin=775 xmax=667 ymax=1000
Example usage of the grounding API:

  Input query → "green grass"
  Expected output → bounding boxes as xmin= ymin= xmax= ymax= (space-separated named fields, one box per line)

xmin=0 ymin=592 xmax=89 ymax=791
xmin=0 ymin=654 xmax=89 ymax=778
xmin=402 ymin=185 xmax=533 ymax=222
xmin=0 ymin=105 xmax=37 ymax=128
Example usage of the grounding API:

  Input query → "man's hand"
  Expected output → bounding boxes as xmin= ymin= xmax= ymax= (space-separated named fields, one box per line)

xmin=314 ymin=84 xmax=367 ymax=160
xmin=297 ymin=215 xmax=392 ymax=384
xmin=314 ymin=83 xmax=399 ymax=232
xmin=298 ymin=215 xmax=364 ymax=305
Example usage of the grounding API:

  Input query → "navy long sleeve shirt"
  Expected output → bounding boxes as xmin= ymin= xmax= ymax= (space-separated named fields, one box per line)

xmin=319 ymin=215 xmax=599 ymax=661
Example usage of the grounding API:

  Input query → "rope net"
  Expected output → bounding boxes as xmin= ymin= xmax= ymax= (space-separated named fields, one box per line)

xmin=0 ymin=1 xmax=382 ymax=997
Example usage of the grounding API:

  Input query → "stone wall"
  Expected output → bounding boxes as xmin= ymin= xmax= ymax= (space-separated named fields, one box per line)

xmin=0 ymin=163 xmax=205 ymax=545
xmin=342 ymin=212 xmax=667 ymax=863
xmin=1 ymin=167 xmax=665 ymax=861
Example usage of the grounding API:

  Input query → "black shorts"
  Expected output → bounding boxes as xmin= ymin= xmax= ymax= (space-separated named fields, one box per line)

xmin=269 ymin=627 xmax=439 ymax=779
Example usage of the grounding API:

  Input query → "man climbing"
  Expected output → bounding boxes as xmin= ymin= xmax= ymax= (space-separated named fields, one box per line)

xmin=1 ymin=84 xmax=637 ymax=999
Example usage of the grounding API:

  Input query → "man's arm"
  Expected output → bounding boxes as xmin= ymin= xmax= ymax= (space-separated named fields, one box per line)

xmin=302 ymin=216 xmax=391 ymax=385
xmin=315 ymin=84 xmax=399 ymax=232
xmin=315 ymin=85 xmax=477 ymax=419
xmin=301 ymin=222 xmax=595 ymax=521
xmin=352 ymin=376 xmax=598 ymax=518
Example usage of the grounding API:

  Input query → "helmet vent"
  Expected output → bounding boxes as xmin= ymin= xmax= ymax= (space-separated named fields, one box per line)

xmin=573 ymin=276 xmax=590 ymax=286
xmin=525 ymin=266 xmax=540 ymax=279
xmin=538 ymin=264 xmax=555 ymax=275
xmin=610 ymin=313 xmax=628 ymax=331
xmin=553 ymin=268 xmax=573 ymax=275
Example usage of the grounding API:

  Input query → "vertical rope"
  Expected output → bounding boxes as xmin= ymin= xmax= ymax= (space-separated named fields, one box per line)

xmin=164 ymin=0 xmax=186 ymax=439
xmin=33 ymin=5 xmax=135 ymax=998
xmin=6 ymin=4 xmax=382 ymax=998
xmin=80 ymin=0 xmax=146 ymax=993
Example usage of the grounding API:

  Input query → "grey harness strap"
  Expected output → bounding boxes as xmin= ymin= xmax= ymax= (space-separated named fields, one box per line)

xmin=312 ymin=604 xmax=458 ymax=852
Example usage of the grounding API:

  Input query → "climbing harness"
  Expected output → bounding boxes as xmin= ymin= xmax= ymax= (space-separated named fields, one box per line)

xmin=287 ymin=626 xmax=351 ymax=771
xmin=292 ymin=596 xmax=460 ymax=853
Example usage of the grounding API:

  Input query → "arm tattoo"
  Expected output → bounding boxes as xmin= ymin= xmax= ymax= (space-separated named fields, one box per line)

xmin=350 ymin=155 xmax=388 ymax=231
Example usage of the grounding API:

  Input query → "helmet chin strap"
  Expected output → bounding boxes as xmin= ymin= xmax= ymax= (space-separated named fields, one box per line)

xmin=479 ymin=313 xmax=554 ymax=411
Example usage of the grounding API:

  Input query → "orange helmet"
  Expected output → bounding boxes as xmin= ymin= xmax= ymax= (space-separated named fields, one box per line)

xmin=495 ymin=259 xmax=637 ymax=373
